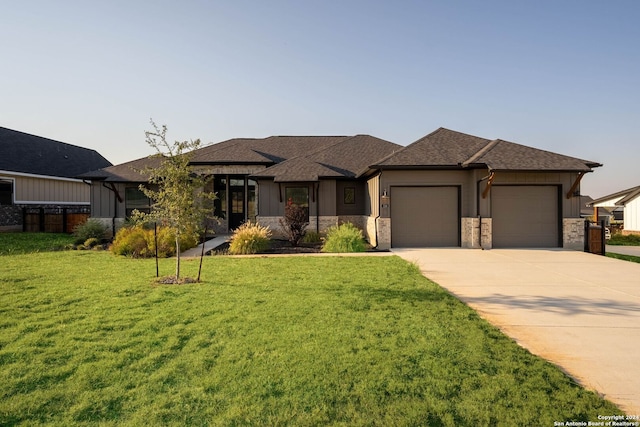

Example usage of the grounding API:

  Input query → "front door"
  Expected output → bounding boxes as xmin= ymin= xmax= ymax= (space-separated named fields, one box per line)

xmin=229 ymin=178 xmax=245 ymax=230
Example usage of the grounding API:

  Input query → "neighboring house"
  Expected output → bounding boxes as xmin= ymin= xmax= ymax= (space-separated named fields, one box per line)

xmin=578 ymin=195 xmax=612 ymax=224
xmin=82 ymin=127 xmax=601 ymax=250
xmin=0 ymin=127 xmax=112 ymax=232
xmin=588 ymin=185 xmax=640 ymax=234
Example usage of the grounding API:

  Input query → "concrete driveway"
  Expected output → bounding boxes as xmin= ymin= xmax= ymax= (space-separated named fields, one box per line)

xmin=392 ymin=248 xmax=640 ymax=415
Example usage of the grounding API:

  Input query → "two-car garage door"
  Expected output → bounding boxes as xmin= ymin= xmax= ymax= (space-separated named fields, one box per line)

xmin=390 ymin=184 xmax=560 ymax=248
xmin=391 ymin=186 xmax=460 ymax=247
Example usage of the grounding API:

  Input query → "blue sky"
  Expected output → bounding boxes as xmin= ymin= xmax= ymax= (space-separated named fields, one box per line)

xmin=1 ymin=0 xmax=638 ymax=197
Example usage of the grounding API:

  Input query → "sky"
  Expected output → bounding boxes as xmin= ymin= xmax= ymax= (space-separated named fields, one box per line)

xmin=1 ymin=0 xmax=638 ymax=198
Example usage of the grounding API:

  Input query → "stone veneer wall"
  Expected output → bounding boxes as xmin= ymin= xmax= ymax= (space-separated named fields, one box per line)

xmin=563 ymin=218 xmax=585 ymax=250
xmin=376 ymin=217 xmax=391 ymax=250
xmin=461 ymin=217 xmax=492 ymax=249
xmin=0 ymin=205 xmax=23 ymax=231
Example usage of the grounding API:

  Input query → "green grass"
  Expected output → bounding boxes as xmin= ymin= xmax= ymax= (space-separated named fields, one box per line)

xmin=0 ymin=252 xmax=622 ymax=426
xmin=0 ymin=232 xmax=74 ymax=255
xmin=607 ymin=252 xmax=640 ymax=263
xmin=608 ymin=233 xmax=640 ymax=246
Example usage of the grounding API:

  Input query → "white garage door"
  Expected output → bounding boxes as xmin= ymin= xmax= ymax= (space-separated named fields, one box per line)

xmin=391 ymin=186 xmax=459 ymax=247
xmin=491 ymin=185 xmax=560 ymax=248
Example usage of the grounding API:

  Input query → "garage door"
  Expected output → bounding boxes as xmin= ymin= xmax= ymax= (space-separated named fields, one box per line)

xmin=491 ymin=186 xmax=559 ymax=248
xmin=391 ymin=186 xmax=459 ymax=247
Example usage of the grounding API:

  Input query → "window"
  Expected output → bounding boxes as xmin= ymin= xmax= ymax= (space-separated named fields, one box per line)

xmin=0 ymin=179 xmax=13 ymax=205
xmin=125 ymin=187 xmax=151 ymax=217
xmin=285 ymin=186 xmax=309 ymax=220
xmin=344 ymin=187 xmax=355 ymax=204
xmin=213 ymin=176 xmax=227 ymax=219
xmin=248 ymin=179 xmax=257 ymax=222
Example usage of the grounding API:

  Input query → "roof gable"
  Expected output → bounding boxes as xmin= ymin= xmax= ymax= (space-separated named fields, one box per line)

xmin=373 ymin=127 xmax=600 ymax=172
xmin=589 ymin=185 xmax=640 ymax=207
xmin=253 ymin=135 xmax=401 ymax=182
xmin=474 ymin=139 xmax=597 ymax=171
xmin=374 ymin=128 xmax=491 ymax=167
xmin=0 ymin=127 xmax=112 ymax=178
xmin=190 ymin=136 xmax=349 ymax=164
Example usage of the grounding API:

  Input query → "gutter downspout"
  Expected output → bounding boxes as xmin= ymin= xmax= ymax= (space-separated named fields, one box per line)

xmin=373 ymin=171 xmax=383 ymax=249
xmin=476 ymin=170 xmax=494 ymax=250
xmin=102 ymin=182 xmax=123 ymax=238
xmin=315 ymin=183 xmax=320 ymax=234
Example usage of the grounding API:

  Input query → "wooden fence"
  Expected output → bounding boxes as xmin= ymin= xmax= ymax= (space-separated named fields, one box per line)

xmin=23 ymin=207 xmax=90 ymax=233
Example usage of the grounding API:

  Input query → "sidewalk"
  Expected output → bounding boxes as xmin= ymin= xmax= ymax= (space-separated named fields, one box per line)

xmin=181 ymin=235 xmax=229 ymax=257
xmin=607 ymin=245 xmax=640 ymax=257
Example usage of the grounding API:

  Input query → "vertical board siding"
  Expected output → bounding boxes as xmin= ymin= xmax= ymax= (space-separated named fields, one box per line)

xmin=13 ymin=175 xmax=89 ymax=203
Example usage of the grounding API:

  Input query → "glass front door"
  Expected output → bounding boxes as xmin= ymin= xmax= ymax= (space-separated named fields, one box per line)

xmin=229 ymin=178 xmax=245 ymax=230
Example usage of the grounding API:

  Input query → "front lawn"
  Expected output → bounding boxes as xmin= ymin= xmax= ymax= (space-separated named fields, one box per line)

xmin=0 ymin=251 xmax=622 ymax=425
xmin=0 ymin=232 xmax=74 ymax=255
xmin=608 ymin=233 xmax=640 ymax=246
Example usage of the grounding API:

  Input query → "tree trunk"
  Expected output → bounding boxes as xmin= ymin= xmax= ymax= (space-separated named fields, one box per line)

xmin=175 ymin=234 xmax=181 ymax=279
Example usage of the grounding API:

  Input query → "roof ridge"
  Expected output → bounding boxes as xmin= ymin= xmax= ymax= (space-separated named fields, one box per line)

xmin=461 ymin=139 xmax=500 ymax=167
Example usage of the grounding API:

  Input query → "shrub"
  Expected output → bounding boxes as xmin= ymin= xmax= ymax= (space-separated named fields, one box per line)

xmin=279 ymin=203 xmax=308 ymax=247
xmin=83 ymin=238 xmax=100 ymax=249
xmin=111 ymin=226 xmax=150 ymax=258
xmin=322 ymin=222 xmax=367 ymax=253
xmin=229 ymin=222 xmax=272 ymax=255
xmin=110 ymin=225 xmax=198 ymax=258
xmin=72 ymin=219 xmax=108 ymax=244
xmin=303 ymin=231 xmax=322 ymax=243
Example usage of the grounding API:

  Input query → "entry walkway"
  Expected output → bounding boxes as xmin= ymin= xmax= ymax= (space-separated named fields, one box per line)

xmin=181 ymin=235 xmax=229 ymax=257
xmin=392 ymin=248 xmax=640 ymax=415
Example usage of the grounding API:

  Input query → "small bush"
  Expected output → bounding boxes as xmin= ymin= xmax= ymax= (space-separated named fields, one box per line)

xmin=83 ymin=238 xmax=100 ymax=248
xmin=72 ymin=219 xmax=108 ymax=244
xmin=303 ymin=231 xmax=322 ymax=243
xmin=110 ymin=225 xmax=197 ymax=258
xmin=279 ymin=204 xmax=309 ymax=247
xmin=322 ymin=222 xmax=366 ymax=253
xmin=111 ymin=227 xmax=150 ymax=258
xmin=229 ymin=222 xmax=272 ymax=255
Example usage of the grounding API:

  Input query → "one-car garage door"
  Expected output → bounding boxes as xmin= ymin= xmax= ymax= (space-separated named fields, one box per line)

xmin=491 ymin=185 xmax=560 ymax=248
xmin=391 ymin=186 xmax=459 ymax=247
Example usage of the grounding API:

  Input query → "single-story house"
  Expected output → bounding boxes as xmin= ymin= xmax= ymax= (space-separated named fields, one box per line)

xmin=0 ymin=127 xmax=112 ymax=232
xmin=82 ymin=128 xmax=601 ymax=249
xmin=579 ymin=195 xmax=613 ymax=225
xmin=588 ymin=185 xmax=640 ymax=234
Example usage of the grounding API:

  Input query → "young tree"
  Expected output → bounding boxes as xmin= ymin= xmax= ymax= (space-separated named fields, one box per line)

xmin=138 ymin=120 xmax=214 ymax=282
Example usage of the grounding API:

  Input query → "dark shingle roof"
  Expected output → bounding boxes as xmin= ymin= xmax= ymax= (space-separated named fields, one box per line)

xmin=253 ymin=135 xmax=401 ymax=182
xmin=190 ymin=136 xmax=349 ymax=164
xmin=373 ymin=127 xmax=601 ymax=172
xmin=374 ymin=128 xmax=490 ymax=168
xmin=0 ymin=127 xmax=112 ymax=178
xmin=84 ymin=135 xmax=391 ymax=183
xmin=79 ymin=156 xmax=162 ymax=182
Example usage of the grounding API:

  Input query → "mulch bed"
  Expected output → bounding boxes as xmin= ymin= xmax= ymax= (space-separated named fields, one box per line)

xmin=209 ymin=239 xmax=323 ymax=255
xmin=209 ymin=239 xmax=384 ymax=255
